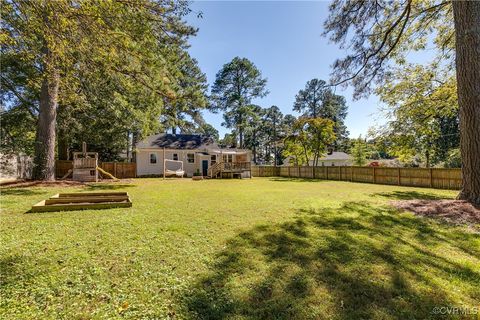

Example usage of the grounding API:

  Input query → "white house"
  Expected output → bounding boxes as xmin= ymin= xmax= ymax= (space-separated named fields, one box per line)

xmin=315 ymin=152 xmax=352 ymax=166
xmin=285 ymin=151 xmax=352 ymax=167
xmin=135 ymin=133 xmax=252 ymax=178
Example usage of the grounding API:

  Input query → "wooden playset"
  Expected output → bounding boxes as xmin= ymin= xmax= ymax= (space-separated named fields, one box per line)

xmin=60 ymin=142 xmax=119 ymax=181
xmin=31 ymin=192 xmax=132 ymax=212
xmin=72 ymin=142 xmax=99 ymax=182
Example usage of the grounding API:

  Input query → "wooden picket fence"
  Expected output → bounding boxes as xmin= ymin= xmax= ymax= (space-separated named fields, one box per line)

xmin=251 ymin=165 xmax=462 ymax=190
xmin=55 ymin=160 xmax=136 ymax=179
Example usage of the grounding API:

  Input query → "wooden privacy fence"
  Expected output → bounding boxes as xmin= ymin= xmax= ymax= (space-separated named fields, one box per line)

xmin=55 ymin=160 xmax=136 ymax=179
xmin=251 ymin=166 xmax=462 ymax=190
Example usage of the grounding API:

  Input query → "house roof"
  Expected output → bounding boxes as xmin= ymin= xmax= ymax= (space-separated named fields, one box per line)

xmin=319 ymin=152 xmax=352 ymax=160
xmin=136 ymin=133 xmax=217 ymax=150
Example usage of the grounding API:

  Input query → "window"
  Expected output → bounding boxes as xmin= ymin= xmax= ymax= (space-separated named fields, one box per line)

xmin=222 ymin=154 xmax=233 ymax=163
xmin=211 ymin=155 xmax=217 ymax=165
xmin=187 ymin=153 xmax=195 ymax=163
xmin=173 ymin=153 xmax=178 ymax=161
xmin=150 ymin=153 xmax=157 ymax=164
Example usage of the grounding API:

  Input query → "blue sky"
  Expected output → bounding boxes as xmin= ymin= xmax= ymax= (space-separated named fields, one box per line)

xmin=186 ymin=1 xmax=385 ymax=138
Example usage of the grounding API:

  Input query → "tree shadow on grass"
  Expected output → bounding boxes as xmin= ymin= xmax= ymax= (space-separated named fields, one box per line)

xmin=0 ymin=188 xmax=46 ymax=196
xmin=268 ymin=177 xmax=327 ymax=183
xmin=372 ymin=190 xmax=450 ymax=200
xmin=181 ymin=202 xmax=479 ymax=320
xmin=85 ymin=184 xmax=136 ymax=191
xmin=0 ymin=255 xmax=33 ymax=288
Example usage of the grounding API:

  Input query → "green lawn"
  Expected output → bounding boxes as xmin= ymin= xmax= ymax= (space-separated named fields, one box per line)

xmin=1 ymin=178 xmax=479 ymax=319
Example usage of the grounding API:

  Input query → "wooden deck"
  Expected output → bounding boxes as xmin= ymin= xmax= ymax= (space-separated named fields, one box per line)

xmin=208 ymin=162 xmax=251 ymax=179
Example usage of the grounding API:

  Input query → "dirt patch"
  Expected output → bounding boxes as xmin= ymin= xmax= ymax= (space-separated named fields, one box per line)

xmin=392 ymin=199 xmax=480 ymax=227
xmin=0 ymin=179 xmax=133 ymax=189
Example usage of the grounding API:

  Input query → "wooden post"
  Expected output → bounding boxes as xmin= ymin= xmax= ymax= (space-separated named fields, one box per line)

xmin=430 ymin=168 xmax=433 ymax=188
xmin=288 ymin=166 xmax=291 ymax=177
xmin=313 ymin=166 xmax=316 ymax=179
xmin=373 ymin=167 xmax=376 ymax=184
xmin=326 ymin=166 xmax=329 ymax=180
xmin=114 ymin=162 xmax=117 ymax=178
xmin=351 ymin=166 xmax=354 ymax=182
xmin=163 ymin=147 xmax=166 ymax=179
xmin=397 ymin=167 xmax=401 ymax=185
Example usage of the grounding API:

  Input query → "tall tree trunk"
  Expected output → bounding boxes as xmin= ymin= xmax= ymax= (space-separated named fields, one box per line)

xmin=126 ymin=131 xmax=130 ymax=162
xmin=273 ymin=115 xmax=277 ymax=167
xmin=453 ymin=1 xmax=480 ymax=205
xmin=132 ymin=131 xmax=139 ymax=163
xmin=33 ymin=68 xmax=59 ymax=181
xmin=425 ymin=149 xmax=430 ymax=168
xmin=253 ymin=130 xmax=257 ymax=164
xmin=239 ymin=129 xmax=243 ymax=149
xmin=57 ymin=130 xmax=68 ymax=160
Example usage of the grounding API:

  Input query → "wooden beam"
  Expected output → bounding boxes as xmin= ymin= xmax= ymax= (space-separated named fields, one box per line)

xmin=55 ymin=192 xmax=128 ymax=197
xmin=31 ymin=200 xmax=132 ymax=213
xmin=45 ymin=196 xmax=129 ymax=205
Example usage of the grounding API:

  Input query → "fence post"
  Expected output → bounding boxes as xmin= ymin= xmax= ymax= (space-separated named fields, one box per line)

xmin=288 ymin=166 xmax=291 ymax=177
xmin=114 ymin=162 xmax=117 ymax=178
xmin=351 ymin=166 xmax=354 ymax=182
xmin=373 ymin=167 xmax=376 ymax=184
xmin=326 ymin=166 xmax=329 ymax=180
xmin=397 ymin=167 xmax=401 ymax=185
xmin=429 ymin=168 xmax=433 ymax=188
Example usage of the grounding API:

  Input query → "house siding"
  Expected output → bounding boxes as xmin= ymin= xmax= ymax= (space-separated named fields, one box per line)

xmin=136 ymin=149 xmax=251 ymax=177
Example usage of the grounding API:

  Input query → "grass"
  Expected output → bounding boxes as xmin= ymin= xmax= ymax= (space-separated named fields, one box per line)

xmin=0 ymin=178 xmax=479 ymax=319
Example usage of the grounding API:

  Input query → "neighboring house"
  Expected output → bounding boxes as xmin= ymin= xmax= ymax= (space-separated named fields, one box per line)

xmin=285 ymin=152 xmax=352 ymax=167
xmin=135 ymin=133 xmax=252 ymax=178
xmin=315 ymin=152 xmax=352 ymax=166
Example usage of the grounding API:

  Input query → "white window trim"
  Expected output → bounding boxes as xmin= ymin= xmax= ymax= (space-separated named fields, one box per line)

xmin=149 ymin=153 xmax=158 ymax=165
xmin=187 ymin=153 xmax=195 ymax=164
xmin=223 ymin=154 xmax=233 ymax=163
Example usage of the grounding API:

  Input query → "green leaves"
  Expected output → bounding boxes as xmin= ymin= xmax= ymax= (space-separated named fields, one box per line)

xmin=211 ymin=57 xmax=269 ymax=148
xmin=293 ymin=79 xmax=349 ymax=151
xmin=324 ymin=0 xmax=454 ymax=99
xmin=1 ymin=0 xmax=199 ymax=161
xmin=351 ymin=137 xmax=368 ymax=166
xmin=375 ymin=63 xmax=459 ymax=167
xmin=283 ymin=117 xmax=336 ymax=166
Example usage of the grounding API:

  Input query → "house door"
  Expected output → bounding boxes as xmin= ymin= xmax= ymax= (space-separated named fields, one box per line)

xmin=202 ymin=160 xmax=208 ymax=176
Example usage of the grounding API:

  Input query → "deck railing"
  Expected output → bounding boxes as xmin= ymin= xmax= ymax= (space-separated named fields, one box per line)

xmin=223 ymin=162 xmax=251 ymax=171
xmin=208 ymin=162 xmax=251 ymax=178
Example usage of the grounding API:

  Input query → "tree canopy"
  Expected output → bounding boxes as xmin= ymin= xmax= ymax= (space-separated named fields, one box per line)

xmin=293 ymin=78 xmax=349 ymax=151
xmin=283 ymin=117 xmax=336 ymax=166
xmin=375 ymin=63 xmax=458 ymax=167
xmin=324 ymin=0 xmax=480 ymax=204
xmin=210 ymin=57 xmax=268 ymax=148
xmin=1 ymin=0 xmax=199 ymax=177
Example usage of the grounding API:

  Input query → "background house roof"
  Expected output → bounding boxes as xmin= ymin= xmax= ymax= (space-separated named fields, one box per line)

xmin=319 ymin=152 xmax=352 ymax=160
xmin=136 ymin=134 xmax=217 ymax=150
